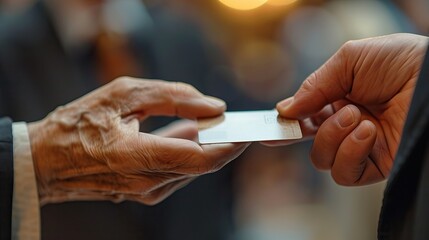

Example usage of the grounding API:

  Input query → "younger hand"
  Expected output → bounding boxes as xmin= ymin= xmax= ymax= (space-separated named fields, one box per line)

xmin=272 ymin=34 xmax=428 ymax=186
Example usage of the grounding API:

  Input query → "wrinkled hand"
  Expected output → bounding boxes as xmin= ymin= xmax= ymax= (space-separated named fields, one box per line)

xmin=272 ymin=34 xmax=428 ymax=186
xmin=28 ymin=77 xmax=249 ymax=205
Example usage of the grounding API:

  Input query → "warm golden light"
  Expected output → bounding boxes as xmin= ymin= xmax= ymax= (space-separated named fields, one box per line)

xmin=267 ymin=0 xmax=298 ymax=6
xmin=219 ymin=0 xmax=268 ymax=10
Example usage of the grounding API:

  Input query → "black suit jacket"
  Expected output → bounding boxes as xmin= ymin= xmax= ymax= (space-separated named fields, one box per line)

xmin=378 ymin=46 xmax=429 ymax=239
xmin=0 ymin=118 xmax=13 ymax=240
xmin=0 ymin=2 xmax=272 ymax=240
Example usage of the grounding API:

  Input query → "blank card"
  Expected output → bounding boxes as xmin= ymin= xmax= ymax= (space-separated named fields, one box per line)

xmin=197 ymin=110 xmax=302 ymax=144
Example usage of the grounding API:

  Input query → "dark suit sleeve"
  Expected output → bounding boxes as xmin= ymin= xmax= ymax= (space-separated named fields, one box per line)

xmin=0 ymin=117 xmax=13 ymax=240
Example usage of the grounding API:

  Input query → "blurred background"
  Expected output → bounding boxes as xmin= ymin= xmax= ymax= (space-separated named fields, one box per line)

xmin=1 ymin=0 xmax=428 ymax=240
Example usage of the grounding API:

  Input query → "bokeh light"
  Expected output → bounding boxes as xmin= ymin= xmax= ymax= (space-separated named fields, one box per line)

xmin=219 ymin=0 xmax=268 ymax=11
xmin=267 ymin=0 xmax=298 ymax=7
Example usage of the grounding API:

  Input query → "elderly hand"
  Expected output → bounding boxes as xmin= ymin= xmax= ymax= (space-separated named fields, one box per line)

xmin=271 ymin=34 xmax=428 ymax=186
xmin=28 ymin=77 xmax=249 ymax=205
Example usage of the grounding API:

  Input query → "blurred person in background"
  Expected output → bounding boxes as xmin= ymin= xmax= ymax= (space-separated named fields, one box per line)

xmin=0 ymin=0 xmax=258 ymax=239
xmin=0 ymin=0 xmax=33 ymax=15
xmin=390 ymin=0 xmax=429 ymax=34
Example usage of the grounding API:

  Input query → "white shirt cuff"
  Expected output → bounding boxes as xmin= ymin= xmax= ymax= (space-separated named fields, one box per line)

xmin=12 ymin=122 xmax=41 ymax=240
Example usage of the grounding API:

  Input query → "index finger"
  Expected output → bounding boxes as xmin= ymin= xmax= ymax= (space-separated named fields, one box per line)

xmin=113 ymin=78 xmax=227 ymax=119
xmin=276 ymin=42 xmax=353 ymax=119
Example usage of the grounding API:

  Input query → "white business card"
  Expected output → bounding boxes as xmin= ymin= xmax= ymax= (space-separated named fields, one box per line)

xmin=197 ymin=110 xmax=302 ymax=144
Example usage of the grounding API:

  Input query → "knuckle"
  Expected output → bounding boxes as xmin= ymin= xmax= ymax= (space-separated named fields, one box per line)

xmin=331 ymin=171 xmax=353 ymax=186
xmin=176 ymin=81 xmax=196 ymax=92
xmin=191 ymin=156 xmax=211 ymax=175
xmin=303 ymin=70 xmax=333 ymax=104
xmin=157 ymin=81 xmax=179 ymax=98
xmin=112 ymin=76 xmax=133 ymax=87
xmin=111 ymin=77 xmax=149 ymax=96
xmin=140 ymin=191 xmax=165 ymax=206
xmin=207 ymin=159 xmax=227 ymax=173
xmin=302 ymin=73 xmax=318 ymax=92
xmin=195 ymin=149 xmax=228 ymax=175
xmin=310 ymin=150 xmax=331 ymax=171
xmin=341 ymin=40 xmax=358 ymax=53
xmin=110 ymin=77 xmax=138 ymax=98
xmin=173 ymin=82 xmax=199 ymax=98
xmin=198 ymin=163 xmax=218 ymax=175
xmin=311 ymin=159 xmax=329 ymax=171
xmin=139 ymin=197 xmax=160 ymax=206
xmin=110 ymin=193 xmax=126 ymax=203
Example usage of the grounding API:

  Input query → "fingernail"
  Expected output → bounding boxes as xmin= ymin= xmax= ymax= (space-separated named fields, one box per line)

xmin=277 ymin=97 xmax=294 ymax=110
xmin=337 ymin=106 xmax=355 ymax=128
xmin=354 ymin=121 xmax=373 ymax=140
xmin=205 ymin=96 xmax=226 ymax=108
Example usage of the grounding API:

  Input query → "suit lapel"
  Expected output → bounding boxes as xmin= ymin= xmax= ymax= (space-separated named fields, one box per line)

xmin=378 ymin=46 xmax=429 ymax=239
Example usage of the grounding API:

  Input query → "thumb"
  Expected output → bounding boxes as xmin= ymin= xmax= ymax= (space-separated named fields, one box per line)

xmin=277 ymin=43 xmax=353 ymax=119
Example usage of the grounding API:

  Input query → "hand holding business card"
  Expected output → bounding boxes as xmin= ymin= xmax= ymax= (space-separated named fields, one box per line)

xmin=197 ymin=110 xmax=302 ymax=144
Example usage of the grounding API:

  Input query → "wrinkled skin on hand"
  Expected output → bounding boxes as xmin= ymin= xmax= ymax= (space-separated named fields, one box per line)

xmin=271 ymin=34 xmax=428 ymax=186
xmin=28 ymin=77 xmax=249 ymax=205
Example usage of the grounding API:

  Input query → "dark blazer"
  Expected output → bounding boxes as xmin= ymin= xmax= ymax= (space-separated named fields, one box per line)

xmin=378 ymin=46 xmax=429 ymax=239
xmin=0 ymin=118 xmax=13 ymax=240
xmin=0 ymin=2 xmax=266 ymax=240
